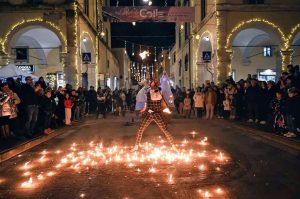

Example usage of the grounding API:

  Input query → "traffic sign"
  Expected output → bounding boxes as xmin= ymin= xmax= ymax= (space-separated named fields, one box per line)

xmin=82 ymin=52 xmax=91 ymax=63
xmin=202 ymin=51 xmax=211 ymax=62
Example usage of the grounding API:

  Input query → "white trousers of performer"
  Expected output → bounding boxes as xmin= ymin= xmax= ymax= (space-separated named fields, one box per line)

xmin=65 ymin=108 xmax=72 ymax=125
xmin=205 ymin=104 xmax=214 ymax=120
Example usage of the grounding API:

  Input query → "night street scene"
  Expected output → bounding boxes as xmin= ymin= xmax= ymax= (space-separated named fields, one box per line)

xmin=0 ymin=0 xmax=300 ymax=199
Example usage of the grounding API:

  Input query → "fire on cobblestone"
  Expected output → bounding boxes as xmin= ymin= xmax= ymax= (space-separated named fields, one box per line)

xmin=16 ymin=131 xmax=231 ymax=198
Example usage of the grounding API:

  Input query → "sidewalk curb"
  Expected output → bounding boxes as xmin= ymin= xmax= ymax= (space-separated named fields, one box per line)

xmin=0 ymin=128 xmax=68 ymax=163
xmin=232 ymin=123 xmax=300 ymax=152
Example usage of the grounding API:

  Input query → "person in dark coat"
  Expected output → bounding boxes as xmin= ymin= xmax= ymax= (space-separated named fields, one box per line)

xmin=283 ymin=87 xmax=300 ymax=138
xmin=55 ymin=86 xmax=65 ymax=126
xmin=87 ymin=86 xmax=97 ymax=114
xmin=245 ymin=79 xmax=260 ymax=123
xmin=271 ymin=91 xmax=286 ymax=134
xmin=20 ymin=76 xmax=41 ymax=137
xmin=40 ymin=88 xmax=55 ymax=134
xmin=37 ymin=77 xmax=47 ymax=91
xmin=258 ymin=81 xmax=269 ymax=124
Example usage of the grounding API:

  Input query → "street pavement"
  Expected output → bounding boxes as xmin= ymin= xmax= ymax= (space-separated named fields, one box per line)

xmin=0 ymin=114 xmax=300 ymax=199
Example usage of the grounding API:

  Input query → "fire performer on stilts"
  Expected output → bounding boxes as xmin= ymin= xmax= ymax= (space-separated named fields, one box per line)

xmin=132 ymin=79 xmax=176 ymax=151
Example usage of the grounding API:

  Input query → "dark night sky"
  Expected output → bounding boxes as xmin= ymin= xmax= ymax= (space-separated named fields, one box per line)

xmin=109 ymin=0 xmax=176 ymax=62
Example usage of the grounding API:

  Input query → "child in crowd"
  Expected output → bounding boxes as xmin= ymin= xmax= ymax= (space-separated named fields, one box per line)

xmin=193 ymin=88 xmax=205 ymax=118
xmin=64 ymin=93 xmax=73 ymax=126
xmin=229 ymin=95 xmax=236 ymax=120
xmin=223 ymin=95 xmax=231 ymax=119
xmin=183 ymin=94 xmax=191 ymax=119
xmin=271 ymin=91 xmax=286 ymax=134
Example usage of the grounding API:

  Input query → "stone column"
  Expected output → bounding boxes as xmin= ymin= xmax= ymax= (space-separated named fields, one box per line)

xmin=216 ymin=11 xmax=232 ymax=83
xmin=65 ymin=9 xmax=79 ymax=87
xmin=0 ymin=51 xmax=10 ymax=67
xmin=281 ymin=49 xmax=294 ymax=71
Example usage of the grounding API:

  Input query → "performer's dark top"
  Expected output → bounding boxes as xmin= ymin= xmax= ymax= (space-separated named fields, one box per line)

xmin=146 ymin=91 xmax=161 ymax=113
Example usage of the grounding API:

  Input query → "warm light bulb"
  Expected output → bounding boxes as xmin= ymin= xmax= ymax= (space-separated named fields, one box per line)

xmin=132 ymin=22 xmax=136 ymax=26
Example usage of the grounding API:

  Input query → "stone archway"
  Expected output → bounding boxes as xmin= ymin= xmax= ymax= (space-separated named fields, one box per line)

xmin=2 ymin=19 xmax=67 ymax=54
xmin=196 ymin=31 xmax=214 ymax=85
xmin=223 ymin=20 xmax=285 ymax=82
xmin=8 ymin=24 xmax=65 ymax=87
xmin=80 ymin=32 xmax=96 ymax=88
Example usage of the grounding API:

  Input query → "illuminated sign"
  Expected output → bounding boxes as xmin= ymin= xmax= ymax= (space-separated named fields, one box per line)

xmin=16 ymin=65 xmax=34 ymax=74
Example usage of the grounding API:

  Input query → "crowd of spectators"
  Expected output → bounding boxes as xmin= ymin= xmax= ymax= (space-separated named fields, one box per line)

xmin=173 ymin=65 xmax=300 ymax=138
xmin=1 ymin=65 xmax=299 ymax=144
xmin=0 ymin=76 xmax=137 ymax=142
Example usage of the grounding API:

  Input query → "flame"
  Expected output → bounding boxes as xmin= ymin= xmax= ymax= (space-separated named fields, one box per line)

xmin=21 ymin=177 xmax=33 ymax=188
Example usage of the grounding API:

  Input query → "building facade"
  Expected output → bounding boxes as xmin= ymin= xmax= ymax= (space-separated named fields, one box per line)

xmin=112 ymin=48 xmax=131 ymax=89
xmin=0 ymin=0 xmax=120 ymax=89
xmin=173 ymin=0 xmax=300 ymax=88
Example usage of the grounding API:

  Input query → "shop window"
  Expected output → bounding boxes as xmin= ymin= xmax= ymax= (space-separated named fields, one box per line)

xmin=173 ymin=52 xmax=176 ymax=63
xmin=246 ymin=0 xmax=264 ymax=4
xmin=178 ymin=30 xmax=181 ymax=48
xmin=15 ymin=47 xmax=28 ymax=62
xmin=184 ymin=54 xmax=189 ymax=71
xmin=201 ymin=0 xmax=206 ymax=20
xmin=185 ymin=23 xmax=189 ymax=40
xmin=183 ymin=0 xmax=189 ymax=6
xmin=179 ymin=60 xmax=182 ymax=77
xmin=84 ymin=0 xmax=89 ymax=16
xmin=263 ymin=46 xmax=272 ymax=57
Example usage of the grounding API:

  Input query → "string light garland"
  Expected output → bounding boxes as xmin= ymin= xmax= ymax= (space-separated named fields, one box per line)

xmin=73 ymin=2 xmax=79 ymax=87
xmin=132 ymin=43 xmax=135 ymax=56
xmin=225 ymin=18 xmax=286 ymax=50
xmin=285 ymin=23 xmax=300 ymax=50
xmin=0 ymin=18 xmax=67 ymax=54
xmin=124 ymin=40 xmax=127 ymax=54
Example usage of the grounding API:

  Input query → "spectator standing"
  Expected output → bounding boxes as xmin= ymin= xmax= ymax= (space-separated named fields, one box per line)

xmin=258 ymin=81 xmax=269 ymax=124
xmin=96 ymin=88 xmax=106 ymax=119
xmin=64 ymin=93 xmax=72 ymax=126
xmin=271 ymin=91 xmax=286 ymax=134
xmin=0 ymin=86 xmax=12 ymax=138
xmin=235 ymin=82 xmax=244 ymax=120
xmin=223 ymin=95 xmax=231 ymax=119
xmin=245 ymin=79 xmax=260 ymax=123
xmin=183 ymin=94 xmax=191 ymax=119
xmin=87 ymin=86 xmax=97 ymax=114
xmin=20 ymin=76 xmax=41 ymax=137
xmin=283 ymin=87 xmax=300 ymax=138
xmin=55 ymin=86 xmax=65 ymax=126
xmin=193 ymin=88 xmax=205 ymax=118
xmin=40 ymin=89 xmax=55 ymax=134
xmin=37 ymin=77 xmax=47 ymax=90
xmin=205 ymin=87 xmax=217 ymax=120
xmin=3 ymin=84 xmax=21 ymax=136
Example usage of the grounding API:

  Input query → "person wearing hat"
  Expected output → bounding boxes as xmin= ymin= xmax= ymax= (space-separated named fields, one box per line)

xmin=133 ymin=79 xmax=175 ymax=151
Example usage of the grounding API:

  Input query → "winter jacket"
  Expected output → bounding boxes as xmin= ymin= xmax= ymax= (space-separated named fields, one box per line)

xmin=193 ymin=93 xmax=205 ymax=108
xmin=245 ymin=85 xmax=260 ymax=104
xmin=20 ymin=83 xmax=39 ymax=106
xmin=205 ymin=90 xmax=217 ymax=105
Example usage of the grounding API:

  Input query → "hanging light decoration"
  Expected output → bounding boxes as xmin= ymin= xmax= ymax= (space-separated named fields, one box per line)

xmin=124 ymin=40 xmax=127 ymax=54
xmin=100 ymin=21 xmax=105 ymax=37
xmin=161 ymin=47 xmax=164 ymax=58
xmin=168 ymin=47 xmax=171 ymax=60
xmin=154 ymin=47 xmax=157 ymax=62
xmin=132 ymin=43 xmax=135 ymax=56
